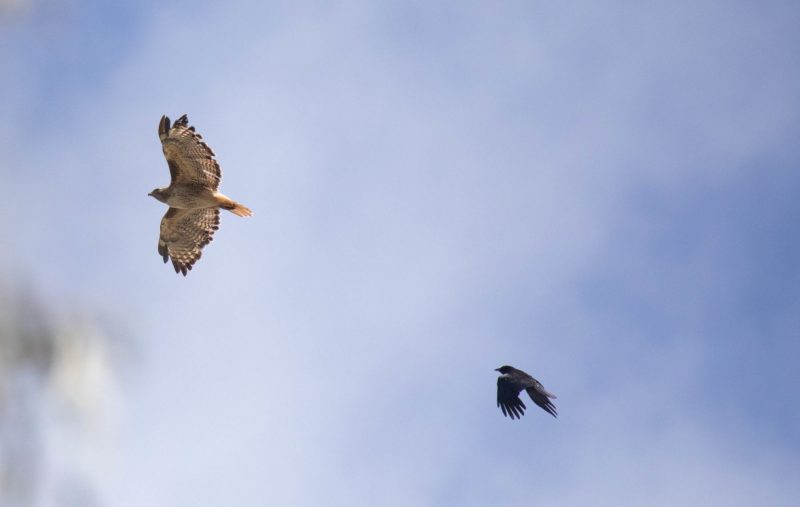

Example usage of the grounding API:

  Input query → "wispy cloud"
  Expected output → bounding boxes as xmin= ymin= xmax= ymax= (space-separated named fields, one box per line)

xmin=1 ymin=1 xmax=798 ymax=505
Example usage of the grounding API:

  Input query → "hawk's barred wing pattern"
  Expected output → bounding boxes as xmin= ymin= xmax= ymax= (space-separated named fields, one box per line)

xmin=159 ymin=115 xmax=222 ymax=190
xmin=158 ymin=207 xmax=220 ymax=276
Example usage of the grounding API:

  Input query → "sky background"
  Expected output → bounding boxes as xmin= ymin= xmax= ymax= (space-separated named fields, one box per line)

xmin=1 ymin=0 xmax=799 ymax=505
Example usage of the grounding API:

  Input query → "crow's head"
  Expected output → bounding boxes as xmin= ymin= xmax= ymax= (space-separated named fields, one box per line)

xmin=495 ymin=365 xmax=514 ymax=374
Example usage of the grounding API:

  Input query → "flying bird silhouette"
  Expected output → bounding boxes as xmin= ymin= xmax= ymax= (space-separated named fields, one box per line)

xmin=495 ymin=365 xmax=557 ymax=419
xmin=149 ymin=114 xmax=252 ymax=275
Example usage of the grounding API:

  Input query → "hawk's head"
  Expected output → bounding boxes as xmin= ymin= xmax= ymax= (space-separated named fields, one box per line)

xmin=148 ymin=188 xmax=168 ymax=203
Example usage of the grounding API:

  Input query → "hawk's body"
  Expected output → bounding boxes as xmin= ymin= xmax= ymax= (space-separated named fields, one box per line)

xmin=150 ymin=114 xmax=252 ymax=275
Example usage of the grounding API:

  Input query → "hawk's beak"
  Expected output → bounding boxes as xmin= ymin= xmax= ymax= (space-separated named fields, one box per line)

xmin=148 ymin=191 xmax=154 ymax=197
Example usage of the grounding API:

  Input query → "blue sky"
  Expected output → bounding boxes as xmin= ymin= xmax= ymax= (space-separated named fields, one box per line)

xmin=1 ymin=1 xmax=799 ymax=505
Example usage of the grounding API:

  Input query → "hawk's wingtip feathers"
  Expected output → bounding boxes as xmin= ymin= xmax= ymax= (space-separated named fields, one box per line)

xmin=158 ymin=115 xmax=171 ymax=138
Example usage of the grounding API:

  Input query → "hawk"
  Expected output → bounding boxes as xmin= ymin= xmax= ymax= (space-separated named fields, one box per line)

xmin=495 ymin=365 xmax=557 ymax=419
xmin=149 ymin=114 xmax=252 ymax=275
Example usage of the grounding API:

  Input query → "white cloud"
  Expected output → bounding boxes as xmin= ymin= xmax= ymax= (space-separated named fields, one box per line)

xmin=1 ymin=1 xmax=799 ymax=505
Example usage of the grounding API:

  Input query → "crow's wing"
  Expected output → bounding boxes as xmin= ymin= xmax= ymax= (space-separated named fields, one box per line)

xmin=497 ymin=376 xmax=526 ymax=419
xmin=523 ymin=377 xmax=557 ymax=418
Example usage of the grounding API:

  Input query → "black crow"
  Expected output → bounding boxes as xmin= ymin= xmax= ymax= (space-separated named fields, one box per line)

xmin=495 ymin=365 xmax=557 ymax=419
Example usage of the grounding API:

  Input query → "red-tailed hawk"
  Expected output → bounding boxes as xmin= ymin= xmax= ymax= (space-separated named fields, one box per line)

xmin=149 ymin=114 xmax=252 ymax=275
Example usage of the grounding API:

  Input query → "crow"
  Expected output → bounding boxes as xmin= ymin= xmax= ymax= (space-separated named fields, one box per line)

xmin=495 ymin=365 xmax=557 ymax=419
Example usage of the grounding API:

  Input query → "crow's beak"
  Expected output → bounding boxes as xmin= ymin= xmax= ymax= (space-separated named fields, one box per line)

xmin=494 ymin=368 xmax=501 ymax=372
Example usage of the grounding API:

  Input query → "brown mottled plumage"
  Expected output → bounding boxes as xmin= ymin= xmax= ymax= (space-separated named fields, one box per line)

xmin=149 ymin=114 xmax=252 ymax=276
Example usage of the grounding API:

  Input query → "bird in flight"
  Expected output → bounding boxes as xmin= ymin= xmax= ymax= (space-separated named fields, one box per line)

xmin=495 ymin=365 xmax=557 ymax=419
xmin=149 ymin=114 xmax=252 ymax=275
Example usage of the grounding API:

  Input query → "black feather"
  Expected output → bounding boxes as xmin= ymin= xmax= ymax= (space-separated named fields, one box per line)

xmin=496 ymin=365 xmax=557 ymax=420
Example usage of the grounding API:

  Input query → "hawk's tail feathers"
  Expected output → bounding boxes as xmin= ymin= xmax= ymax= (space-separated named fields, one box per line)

xmin=215 ymin=193 xmax=253 ymax=217
xmin=228 ymin=203 xmax=253 ymax=217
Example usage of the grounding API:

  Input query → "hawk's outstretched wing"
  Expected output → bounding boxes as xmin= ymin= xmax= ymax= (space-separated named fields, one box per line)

xmin=158 ymin=115 xmax=222 ymax=190
xmin=497 ymin=376 xmax=526 ymax=419
xmin=158 ymin=207 xmax=220 ymax=276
